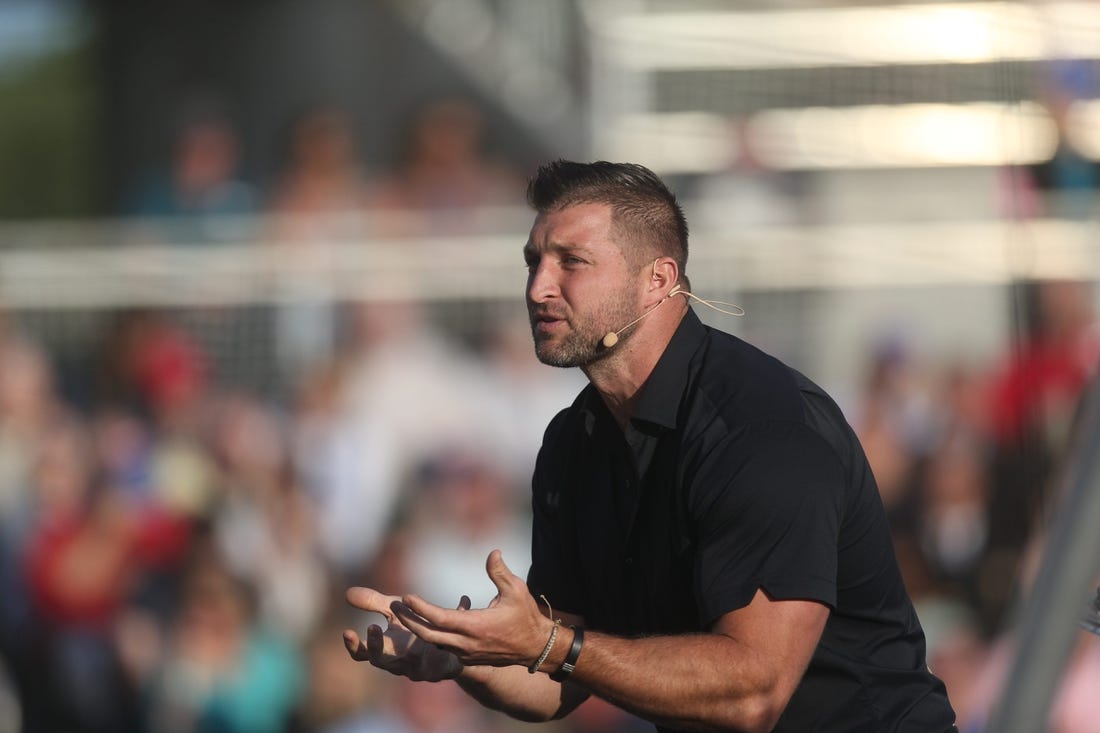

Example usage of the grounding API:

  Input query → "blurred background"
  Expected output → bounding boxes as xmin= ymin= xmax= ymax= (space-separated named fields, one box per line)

xmin=0 ymin=0 xmax=1098 ymax=732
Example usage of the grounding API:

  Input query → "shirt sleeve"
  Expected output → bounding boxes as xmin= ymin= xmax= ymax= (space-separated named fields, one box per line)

xmin=691 ymin=419 xmax=844 ymax=627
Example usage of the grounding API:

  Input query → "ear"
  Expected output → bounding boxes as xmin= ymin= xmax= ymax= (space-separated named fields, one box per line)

xmin=649 ymin=257 xmax=680 ymax=299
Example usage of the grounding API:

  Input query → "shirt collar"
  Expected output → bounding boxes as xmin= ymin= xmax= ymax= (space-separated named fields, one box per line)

xmin=577 ymin=307 xmax=707 ymax=434
xmin=631 ymin=307 xmax=707 ymax=430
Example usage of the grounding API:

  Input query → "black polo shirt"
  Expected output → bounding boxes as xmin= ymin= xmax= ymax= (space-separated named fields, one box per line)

xmin=527 ymin=309 xmax=956 ymax=733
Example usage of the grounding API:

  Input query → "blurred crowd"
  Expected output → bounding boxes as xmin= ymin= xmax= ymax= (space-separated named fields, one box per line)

xmin=0 ymin=92 xmax=1098 ymax=733
xmin=854 ymin=279 xmax=1100 ymax=733
xmin=0 ymin=295 xmax=590 ymax=733
xmin=123 ymin=95 xmax=524 ymax=244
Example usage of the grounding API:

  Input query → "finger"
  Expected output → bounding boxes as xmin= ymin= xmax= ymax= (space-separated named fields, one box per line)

xmin=392 ymin=600 xmax=467 ymax=650
xmin=400 ymin=595 xmax=467 ymax=633
xmin=364 ymin=625 xmax=414 ymax=677
xmin=365 ymin=624 xmax=386 ymax=662
xmin=343 ymin=629 xmax=369 ymax=661
xmin=346 ymin=587 xmax=402 ymax=622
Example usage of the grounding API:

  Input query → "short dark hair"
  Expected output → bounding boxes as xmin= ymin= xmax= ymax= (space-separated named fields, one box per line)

xmin=526 ymin=160 xmax=689 ymax=279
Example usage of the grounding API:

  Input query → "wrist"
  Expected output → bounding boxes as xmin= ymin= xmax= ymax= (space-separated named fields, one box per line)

xmin=529 ymin=616 xmax=562 ymax=674
xmin=549 ymin=625 xmax=584 ymax=682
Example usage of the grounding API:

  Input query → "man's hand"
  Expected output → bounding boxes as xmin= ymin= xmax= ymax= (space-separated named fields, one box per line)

xmin=391 ymin=549 xmax=554 ymax=669
xmin=343 ymin=587 xmax=468 ymax=682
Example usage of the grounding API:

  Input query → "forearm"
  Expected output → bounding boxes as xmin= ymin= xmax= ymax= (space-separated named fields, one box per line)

xmin=568 ymin=631 xmax=786 ymax=733
xmin=375 ymin=558 xmax=813 ymax=733
xmin=455 ymin=662 xmax=586 ymax=722
xmin=454 ymin=622 xmax=783 ymax=732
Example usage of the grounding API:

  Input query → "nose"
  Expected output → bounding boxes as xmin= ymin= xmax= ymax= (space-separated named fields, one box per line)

xmin=526 ymin=260 xmax=559 ymax=305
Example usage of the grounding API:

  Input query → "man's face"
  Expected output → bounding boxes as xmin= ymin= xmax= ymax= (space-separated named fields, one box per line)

xmin=524 ymin=202 xmax=640 ymax=368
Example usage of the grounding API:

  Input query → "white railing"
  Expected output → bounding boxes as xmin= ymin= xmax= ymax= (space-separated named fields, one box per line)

xmin=0 ymin=212 xmax=1095 ymax=309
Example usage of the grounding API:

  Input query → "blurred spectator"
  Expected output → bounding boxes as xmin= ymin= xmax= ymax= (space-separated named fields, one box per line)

xmin=687 ymin=117 xmax=816 ymax=231
xmin=270 ymin=106 xmax=370 ymax=239
xmin=989 ymin=280 xmax=1098 ymax=451
xmin=367 ymin=97 xmax=522 ymax=234
xmin=341 ymin=299 xmax=498 ymax=490
xmin=133 ymin=320 xmax=211 ymax=437
xmin=25 ymin=422 xmax=190 ymax=628
xmin=0 ymin=336 xmax=63 ymax=729
xmin=477 ymin=313 xmax=587 ymax=489
xmin=142 ymin=543 xmax=304 ymax=733
xmin=18 ymin=418 xmax=189 ymax=733
xmin=997 ymin=60 xmax=1098 ymax=221
xmin=292 ymin=359 xmax=402 ymax=581
xmin=1028 ymin=59 xmax=1100 ymax=219
xmin=94 ymin=309 xmax=212 ymax=435
xmin=91 ymin=311 xmax=222 ymax=528
xmin=914 ymin=364 xmax=997 ymax=612
xmin=402 ymin=450 xmax=530 ymax=609
xmin=209 ymin=393 xmax=329 ymax=644
xmin=125 ymin=102 xmax=258 ymax=243
xmin=916 ymin=432 xmax=990 ymax=595
xmin=852 ymin=335 xmax=936 ymax=526
xmin=267 ymin=107 xmax=369 ymax=384
xmin=980 ymin=280 xmax=1098 ymax=631
xmin=292 ymin=612 xmax=391 ymax=733
xmin=0 ymin=337 xmax=61 ymax=525
xmin=92 ymin=407 xmax=155 ymax=503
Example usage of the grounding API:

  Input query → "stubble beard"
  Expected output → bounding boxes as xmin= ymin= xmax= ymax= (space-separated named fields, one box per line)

xmin=532 ymin=321 xmax=602 ymax=368
xmin=530 ymin=291 xmax=638 ymax=369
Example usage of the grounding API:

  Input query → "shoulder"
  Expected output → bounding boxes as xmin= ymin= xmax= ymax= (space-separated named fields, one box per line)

xmin=692 ymin=328 xmax=856 ymax=441
xmin=683 ymin=331 xmax=858 ymax=494
xmin=687 ymin=328 xmax=808 ymax=430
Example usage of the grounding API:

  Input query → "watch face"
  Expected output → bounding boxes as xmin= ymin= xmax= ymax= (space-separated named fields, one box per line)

xmin=1082 ymin=587 xmax=1100 ymax=637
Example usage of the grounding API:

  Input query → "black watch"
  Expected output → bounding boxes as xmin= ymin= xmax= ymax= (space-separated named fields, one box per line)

xmin=550 ymin=625 xmax=584 ymax=682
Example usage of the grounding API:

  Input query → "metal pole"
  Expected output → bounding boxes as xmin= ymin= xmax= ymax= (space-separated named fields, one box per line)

xmin=985 ymin=378 xmax=1100 ymax=733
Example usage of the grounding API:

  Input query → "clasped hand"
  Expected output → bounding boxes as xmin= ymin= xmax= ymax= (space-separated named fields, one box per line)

xmin=344 ymin=550 xmax=552 ymax=678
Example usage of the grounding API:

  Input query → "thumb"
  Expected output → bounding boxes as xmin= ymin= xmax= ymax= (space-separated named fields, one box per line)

xmin=485 ymin=549 xmax=517 ymax=594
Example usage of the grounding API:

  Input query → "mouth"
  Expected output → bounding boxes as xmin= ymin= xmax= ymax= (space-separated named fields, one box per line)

xmin=531 ymin=312 xmax=567 ymax=334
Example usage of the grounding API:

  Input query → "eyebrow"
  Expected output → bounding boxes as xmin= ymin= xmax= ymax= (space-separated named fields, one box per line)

xmin=524 ymin=241 xmax=595 ymax=258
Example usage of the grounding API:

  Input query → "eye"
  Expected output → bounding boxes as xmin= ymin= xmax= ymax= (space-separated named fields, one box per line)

xmin=562 ymin=254 xmax=586 ymax=267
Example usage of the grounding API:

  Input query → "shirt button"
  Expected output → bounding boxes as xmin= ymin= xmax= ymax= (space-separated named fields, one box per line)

xmin=625 ymin=556 xmax=634 ymax=566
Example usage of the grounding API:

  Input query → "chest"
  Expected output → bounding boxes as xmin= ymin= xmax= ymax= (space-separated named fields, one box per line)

xmin=561 ymin=426 xmax=700 ymax=636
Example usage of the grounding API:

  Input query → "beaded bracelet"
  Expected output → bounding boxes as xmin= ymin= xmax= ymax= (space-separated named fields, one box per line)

xmin=528 ymin=595 xmax=562 ymax=674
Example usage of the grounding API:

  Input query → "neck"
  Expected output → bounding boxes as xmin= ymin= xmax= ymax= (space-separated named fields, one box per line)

xmin=583 ymin=303 xmax=687 ymax=429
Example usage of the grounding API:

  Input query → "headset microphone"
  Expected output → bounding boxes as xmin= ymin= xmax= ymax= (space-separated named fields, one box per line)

xmin=601 ymin=284 xmax=746 ymax=349
xmin=602 ymin=285 xmax=684 ymax=349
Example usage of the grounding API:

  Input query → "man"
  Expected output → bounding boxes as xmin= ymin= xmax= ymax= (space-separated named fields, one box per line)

xmin=344 ymin=160 xmax=957 ymax=733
